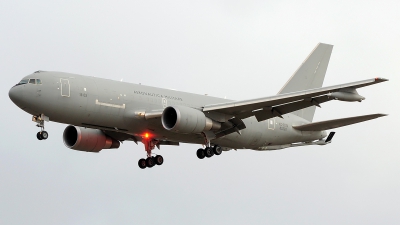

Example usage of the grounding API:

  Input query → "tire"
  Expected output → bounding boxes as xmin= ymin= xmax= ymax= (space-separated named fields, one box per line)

xmin=146 ymin=157 xmax=155 ymax=168
xmin=213 ymin=145 xmax=222 ymax=155
xmin=196 ymin=149 xmax=205 ymax=159
xmin=41 ymin=131 xmax=48 ymax=140
xmin=37 ymin=132 xmax=43 ymax=140
xmin=204 ymin=147 xmax=213 ymax=158
xmin=138 ymin=158 xmax=146 ymax=169
xmin=155 ymin=155 xmax=164 ymax=165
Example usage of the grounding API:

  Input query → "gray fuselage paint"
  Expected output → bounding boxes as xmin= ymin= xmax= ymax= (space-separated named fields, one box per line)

xmin=12 ymin=71 xmax=326 ymax=150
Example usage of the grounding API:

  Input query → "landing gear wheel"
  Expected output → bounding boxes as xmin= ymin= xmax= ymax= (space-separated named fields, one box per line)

xmin=155 ymin=155 xmax=164 ymax=165
xmin=138 ymin=158 xmax=146 ymax=169
xmin=211 ymin=148 xmax=215 ymax=156
xmin=37 ymin=132 xmax=43 ymax=140
xmin=205 ymin=147 xmax=213 ymax=158
xmin=146 ymin=157 xmax=155 ymax=168
xmin=196 ymin=149 xmax=205 ymax=159
xmin=33 ymin=114 xmax=48 ymax=140
xmin=213 ymin=145 xmax=222 ymax=155
xmin=40 ymin=131 xmax=48 ymax=140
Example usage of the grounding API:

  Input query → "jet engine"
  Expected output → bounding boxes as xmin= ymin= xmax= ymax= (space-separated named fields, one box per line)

xmin=162 ymin=106 xmax=221 ymax=133
xmin=63 ymin=125 xmax=120 ymax=152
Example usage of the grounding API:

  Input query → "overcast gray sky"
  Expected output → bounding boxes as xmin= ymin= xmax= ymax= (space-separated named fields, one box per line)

xmin=1 ymin=1 xmax=399 ymax=224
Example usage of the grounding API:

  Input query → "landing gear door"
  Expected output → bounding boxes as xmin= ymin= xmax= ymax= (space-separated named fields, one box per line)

xmin=60 ymin=79 xmax=70 ymax=97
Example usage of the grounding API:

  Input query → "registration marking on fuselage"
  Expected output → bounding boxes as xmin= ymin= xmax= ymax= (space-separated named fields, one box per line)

xmin=95 ymin=99 xmax=126 ymax=109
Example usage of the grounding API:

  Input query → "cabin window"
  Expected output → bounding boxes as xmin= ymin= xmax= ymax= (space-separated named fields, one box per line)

xmin=29 ymin=79 xmax=36 ymax=84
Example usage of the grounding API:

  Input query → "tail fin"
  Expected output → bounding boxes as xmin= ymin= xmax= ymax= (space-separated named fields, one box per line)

xmin=278 ymin=43 xmax=333 ymax=122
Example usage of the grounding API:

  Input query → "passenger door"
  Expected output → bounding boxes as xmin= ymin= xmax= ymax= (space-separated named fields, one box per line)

xmin=60 ymin=79 xmax=70 ymax=97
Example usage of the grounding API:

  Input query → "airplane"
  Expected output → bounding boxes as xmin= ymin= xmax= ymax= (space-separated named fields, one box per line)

xmin=8 ymin=43 xmax=388 ymax=169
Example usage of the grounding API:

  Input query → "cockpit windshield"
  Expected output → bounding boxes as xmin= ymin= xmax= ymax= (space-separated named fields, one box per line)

xmin=14 ymin=79 xmax=42 ymax=87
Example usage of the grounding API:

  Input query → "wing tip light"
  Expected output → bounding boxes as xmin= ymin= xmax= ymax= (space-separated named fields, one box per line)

xmin=375 ymin=77 xmax=389 ymax=82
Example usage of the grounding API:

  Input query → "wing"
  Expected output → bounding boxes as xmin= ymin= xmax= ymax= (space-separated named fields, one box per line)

xmin=203 ymin=78 xmax=388 ymax=122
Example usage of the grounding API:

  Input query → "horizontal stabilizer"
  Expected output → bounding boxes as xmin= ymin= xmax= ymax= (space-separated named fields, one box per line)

xmin=293 ymin=114 xmax=387 ymax=131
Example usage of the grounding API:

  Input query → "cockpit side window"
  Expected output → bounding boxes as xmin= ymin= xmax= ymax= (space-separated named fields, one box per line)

xmin=36 ymin=79 xmax=42 ymax=84
xmin=29 ymin=79 xmax=36 ymax=84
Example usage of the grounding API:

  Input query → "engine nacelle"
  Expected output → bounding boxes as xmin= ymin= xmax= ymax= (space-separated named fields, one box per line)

xmin=162 ymin=105 xmax=221 ymax=133
xmin=63 ymin=125 xmax=120 ymax=152
xmin=327 ymin=89 xmax=365 ymax=102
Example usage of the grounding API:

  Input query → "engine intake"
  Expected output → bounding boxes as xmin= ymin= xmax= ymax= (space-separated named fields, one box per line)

xmin=63 ymin=125 xmax=120 ymax=152
xmin=162 ymin=106 xmax=221 ymax=133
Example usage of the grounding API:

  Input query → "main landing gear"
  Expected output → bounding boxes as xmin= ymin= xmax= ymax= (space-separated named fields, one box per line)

xmin=138 ymin=155 xmax=164 ymax=169
xmin=138 ymin=138 xmax=164 ymax=169
xmin=196 ymin=145 xmax=222 ymax=159
xmin=33 ymin=114 xmax=49 ymax=140
xmin=196 ymin=132 xmax=222 ymax=159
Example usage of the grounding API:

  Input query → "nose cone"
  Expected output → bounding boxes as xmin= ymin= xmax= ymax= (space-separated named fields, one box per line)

xmin=9 ymin=86 xmax=22 ymax=105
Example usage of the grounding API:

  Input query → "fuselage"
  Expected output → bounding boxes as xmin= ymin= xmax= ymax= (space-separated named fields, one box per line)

xmin=9 ymin=71 xmax=326 ymax=150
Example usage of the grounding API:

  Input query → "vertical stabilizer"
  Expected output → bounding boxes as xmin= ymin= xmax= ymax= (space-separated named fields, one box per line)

xmin=278 ymin=43 xmax=333 ymax=121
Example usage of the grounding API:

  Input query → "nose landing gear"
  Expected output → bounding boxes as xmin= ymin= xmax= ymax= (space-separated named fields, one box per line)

xmin=33 ymin=114 xmax=49 ymax=140
xmin=36 ymin=131 xmax=48 ymax=140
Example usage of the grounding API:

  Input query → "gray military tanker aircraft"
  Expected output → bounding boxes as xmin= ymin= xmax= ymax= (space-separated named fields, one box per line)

xmin=9 ymin=43 xmax=388 ymax=169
